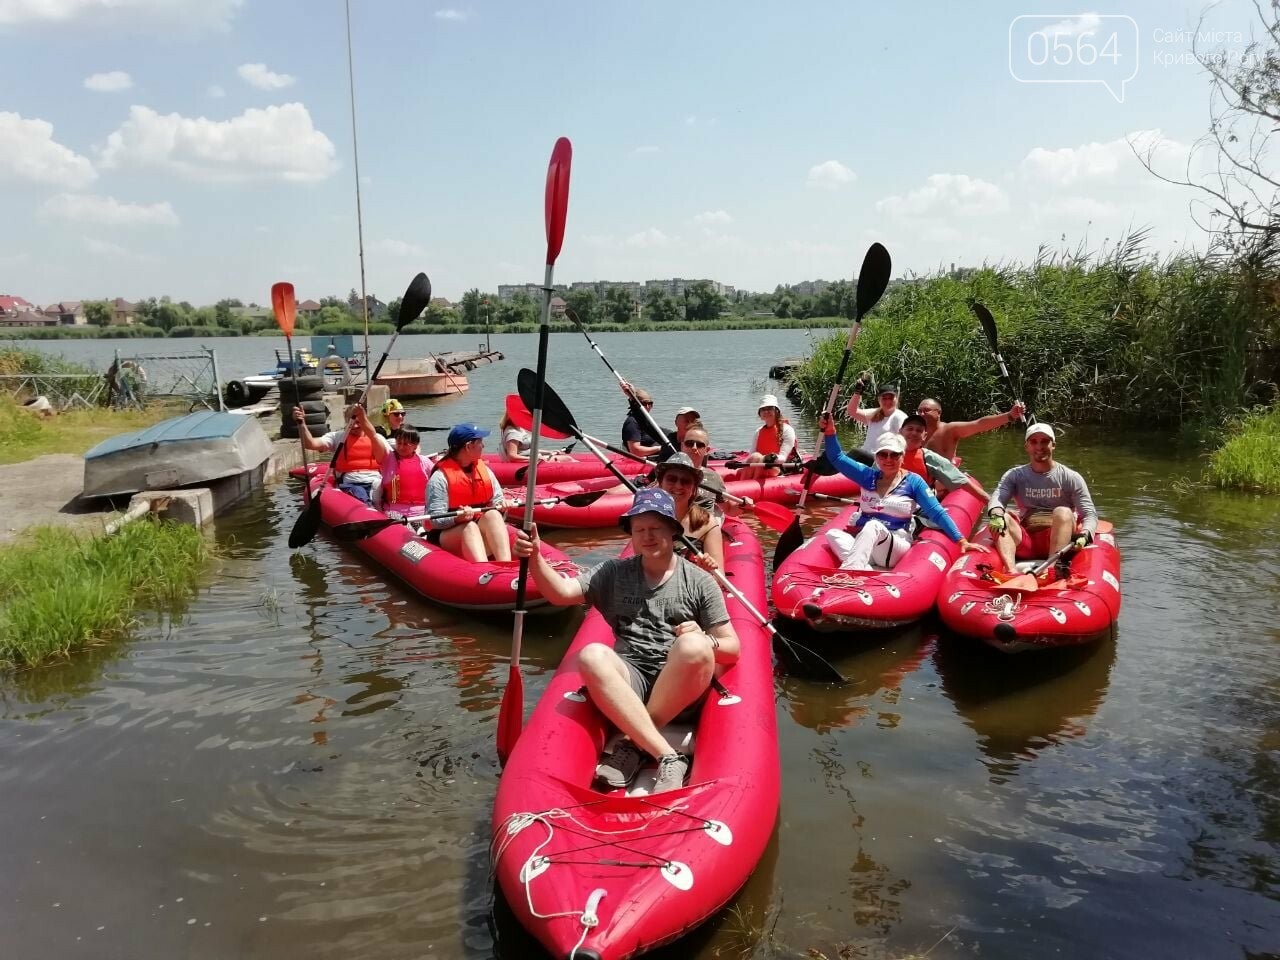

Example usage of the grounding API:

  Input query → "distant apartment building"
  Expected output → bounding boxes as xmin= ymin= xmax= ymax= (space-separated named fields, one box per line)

xmin=788 ymin=279 xmax=830 ymax=297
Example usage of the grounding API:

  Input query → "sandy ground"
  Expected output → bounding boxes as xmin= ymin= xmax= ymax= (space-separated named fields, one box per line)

xmin=0 ymin=454 xmax=116 ymax=544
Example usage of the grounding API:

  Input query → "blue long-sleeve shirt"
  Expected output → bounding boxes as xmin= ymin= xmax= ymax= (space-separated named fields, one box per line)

xmin=823 ymin=434 xmax=966 ymax=542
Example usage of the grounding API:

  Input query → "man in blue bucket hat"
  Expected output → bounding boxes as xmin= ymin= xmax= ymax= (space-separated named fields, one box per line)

xmin=514 ymin=487 xmax=739 ymax=794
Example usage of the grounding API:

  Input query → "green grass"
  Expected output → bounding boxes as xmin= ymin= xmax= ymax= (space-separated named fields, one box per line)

xmin=1207 ymin=405 xmax=1280 ymax=493
xmin=0 ymin=396 xmax=185 ymax=464
xmin=0 ymin=518 xmax=209 ymax=669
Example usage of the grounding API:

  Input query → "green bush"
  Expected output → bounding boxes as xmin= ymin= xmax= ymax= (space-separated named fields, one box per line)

xmin=1207 ymin=405 xmax=1280 ymax=493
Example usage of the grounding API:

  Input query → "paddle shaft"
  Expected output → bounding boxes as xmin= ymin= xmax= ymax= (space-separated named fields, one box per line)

xmin=284 ymin=331 xmax=310 ymax=499
xmin=566 ymin=311 xmax=678 ymax=459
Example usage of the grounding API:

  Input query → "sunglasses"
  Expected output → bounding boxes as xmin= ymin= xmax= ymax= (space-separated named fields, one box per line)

xmin=682 ymin=439 xmax=707 ymax=449
xmin=389 ymin=411 xmax=406 ymax=417
xmin=875 ymin=451 xmax=903 ymax=459
xmin=641 ymin=401 xmax=654 ymax=408
xmin=661 ymin=473 xmax=695 ymax=485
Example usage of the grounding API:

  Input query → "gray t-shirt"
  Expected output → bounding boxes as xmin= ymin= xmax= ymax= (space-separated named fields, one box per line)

xmin=922 ymin=448 xmax=967 ymax=492
xmin=989 ymin=462 xmax=1098 ymax=534
xmin=578 ymin=555 xmax=729 ymax=679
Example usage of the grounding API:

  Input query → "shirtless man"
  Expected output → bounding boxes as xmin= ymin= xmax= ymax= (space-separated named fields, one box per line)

xmin=917 ymin=397 xmax=1026 ymax=460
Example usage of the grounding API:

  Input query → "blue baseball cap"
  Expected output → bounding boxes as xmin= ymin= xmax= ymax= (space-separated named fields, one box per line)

xmin=447 ymin=423 xmax=490 ymax=447
xmin=619 ymin=487 xmax=683 ymax=534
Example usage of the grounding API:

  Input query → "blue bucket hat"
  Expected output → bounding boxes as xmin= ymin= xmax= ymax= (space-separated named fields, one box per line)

xmin=447 ymin=422 xmax=490 ymax=447
xmin=619 ymin=487 xmax=683 ymax=534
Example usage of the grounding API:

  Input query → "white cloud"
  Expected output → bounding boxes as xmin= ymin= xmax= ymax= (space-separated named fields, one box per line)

xmin=634 ymin=145 xmax=659 ymax=154
xmin=0 ymin=0 xmax=242 ymax=30
xmin=684 ymin=115 xmax=697 ymax=126
xmin=371 ymin=238 xmax=426 ymax=258
xmin=434 ymin=8 xmax=466 ymax=20
xmin=1019 ymin=130 xmax=1185 ymax=187
xmin=876 ymin=174 xmax=1008 ymax=217
xmin=1034 ymin=13 xmax=1101 ymax=39
xmin=98 ymin=103 xmax=338 ymax=183
xmin=207 ymin=84 xmax=225 ymax=99
xmin=693 ymin=209 xmax=732 ymax=225
xmin=84 ymin=236 xmax=151 ymax=261
xmin=237 ymin=62 xmax=295 ymax=91
xmin=625 ymin=228 xmax=672 ymax=249
xmin=42 ymin=192 xmax=178 ymax=226
xmin=806 ymin=159 xmax=856 ymax=190
xmin=0 ymin=111 xmax=96 ymax=188
xmin=83 ymin=70 xmax=132 ymax=92
xmin=1033 ymin=195 xmax=1117 ymax=220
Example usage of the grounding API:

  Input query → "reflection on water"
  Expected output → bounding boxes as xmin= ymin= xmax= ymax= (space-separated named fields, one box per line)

xmin=933 ymin=633 xmax=1117 ymax=778
xmin=2 ymin=352 xmax=1280 ymax=958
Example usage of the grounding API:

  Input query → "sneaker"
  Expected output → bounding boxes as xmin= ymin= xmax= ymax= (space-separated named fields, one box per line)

xmin=652 ymin=753 xmax=690 ymax=794
xmin=595 ymin=739 xmax=645 ymax=789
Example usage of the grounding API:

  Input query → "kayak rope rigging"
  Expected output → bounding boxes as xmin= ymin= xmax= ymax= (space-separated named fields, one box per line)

xmin=821 ymin=571 xmax=887 ymax=587
xmin=984 ymin=593 xmax=1021 ymax=621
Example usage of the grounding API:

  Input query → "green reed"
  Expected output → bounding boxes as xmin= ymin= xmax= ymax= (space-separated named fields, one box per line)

xmin=1206 ymin=406 xmax=1280 ymax=493
xmin=0 ymin=518 xmax=210 ymax=669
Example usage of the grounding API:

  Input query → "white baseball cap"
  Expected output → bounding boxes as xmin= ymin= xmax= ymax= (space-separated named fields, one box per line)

xmin=873 ymin=433 xmax=906 ymax=455
xmin=1025 ymin=423 xmax=1056 ymax=441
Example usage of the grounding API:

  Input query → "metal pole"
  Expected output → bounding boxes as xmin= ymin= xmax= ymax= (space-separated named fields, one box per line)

xmin=345 ymin=0 xmax=371 ymax=395
xmin=208 ymin=347 xmax=226 ymax=411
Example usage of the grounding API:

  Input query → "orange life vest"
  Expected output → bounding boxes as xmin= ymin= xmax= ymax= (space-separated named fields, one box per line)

xmin=335 ymin=431 xmax=379 ymax=473
xmin=387 ymin=454 xmax=429 ymax=506
xmin=435 ymin=456 xmax=494 ymax=509
xmin=902 ymin=447 xmax=930 ymax=481
xmin=756 ymin=420 xmax=795 ymax=456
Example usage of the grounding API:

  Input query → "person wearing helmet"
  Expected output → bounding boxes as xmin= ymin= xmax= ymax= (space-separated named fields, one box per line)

xmin=375 ymin=398 xmax=407 ymax=440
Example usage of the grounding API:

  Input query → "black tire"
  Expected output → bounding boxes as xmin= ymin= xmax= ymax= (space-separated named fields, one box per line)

xmin=279 ymin=387 xmax=325 ymax=405
xmin=280 ymin=374 xmax=324 ymax=394
xmin=282 ymin=399 xmax=329 ymax=416
xmin=280 ymin=419 xmax=328 ymax=440
xmin=224 ymin=379 xmax=251 ymax=407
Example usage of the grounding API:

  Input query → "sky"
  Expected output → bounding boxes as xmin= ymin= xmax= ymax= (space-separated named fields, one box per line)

xmin=0 ymin=0 xmax=1268 ymax=306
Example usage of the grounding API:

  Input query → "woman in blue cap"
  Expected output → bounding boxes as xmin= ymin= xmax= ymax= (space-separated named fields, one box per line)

xmin=424 ymin=423 xmax=511 ymax=561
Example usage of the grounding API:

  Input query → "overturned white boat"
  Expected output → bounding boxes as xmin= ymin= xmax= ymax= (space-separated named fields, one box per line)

xmin=83 ymin=411 xmax=273 ymax=499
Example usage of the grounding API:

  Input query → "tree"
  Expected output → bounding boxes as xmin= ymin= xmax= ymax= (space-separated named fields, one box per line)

xmin=460 ymin=288 xmax=482 ymax=326
xmin=424 ymin=304 xmax=457 ymax=324
xmin=214 ymin=298 xmax=236 ymax=327
xmin=775 ymin=297 xmax=792 ymax=319
xmin=603 ymin=286 xmax=633 ymax=324
xmin=385 ymin=297 xmax=403 ymax=325
xmin=1137 ymin=4 xmax=1280 ymax=246
xmin=497 ymin=293 xmax=537 ymax=326
xmin=644 ymin=288 xmax=679 ymax=323
xmin=683 ymin=281 xmax=726 ymax=322
xmin=564 ymin=288 xmax=598 ymax=325
xmin=84 ymin=300 xmax=111 ymax=327
xmin=319 ymin=295 xmax=345 ymax=309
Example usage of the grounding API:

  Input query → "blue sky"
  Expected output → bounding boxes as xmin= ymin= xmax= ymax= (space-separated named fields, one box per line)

xmin=0 ymin=0 xmax=1264 ymax=306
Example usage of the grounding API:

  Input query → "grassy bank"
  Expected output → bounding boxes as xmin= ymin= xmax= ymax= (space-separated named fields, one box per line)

xmin=0 ymin=397 xmax=183 ymax=464
xmin=0 ymin=325 xmax=165 ymax=339
xmin=0 ymin=519 xmax=209 ymax=669
xmin=789 ymin=244 xmax=1279 ymax=429
xmin=1207 ymin=406 xmax=1280 ymax=493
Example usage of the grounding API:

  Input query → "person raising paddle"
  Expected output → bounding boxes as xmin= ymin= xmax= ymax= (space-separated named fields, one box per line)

xmin=424 ymin=423 xmax=512 ymax=562
xmin=295 ymin=404 xmax=389 ymax=506
xmin=916 ymin=396 xmax=1025 ymax=460
xmin=513 ymin=488 xmax=740 ymax=794
xmin=986 ymin=423 xmax=1098 ymax=579
xmin=845 ymin=374 xmax=907 ymax=454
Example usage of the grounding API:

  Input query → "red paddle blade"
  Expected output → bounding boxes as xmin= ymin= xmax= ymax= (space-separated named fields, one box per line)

xmin=496 ymin=665 xmax=523 ymax=766
xmin=544 ymin=137 xmax=572 ymax=266
xmin=505 ymin=393 xmax=571 ymax=439
xmin=271 ymin=282 xmax=296 ymax=337
xmin=751 ymin=500 xmax=795 ymax=533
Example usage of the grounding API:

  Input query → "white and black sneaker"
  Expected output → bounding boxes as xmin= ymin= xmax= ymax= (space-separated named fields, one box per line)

xmin=652 ymin=753 xmax=690 ymax=794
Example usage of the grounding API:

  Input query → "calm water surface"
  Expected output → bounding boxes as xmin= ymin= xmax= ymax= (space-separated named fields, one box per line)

xmin=3 ymin=331 xmax=1279 ymax=959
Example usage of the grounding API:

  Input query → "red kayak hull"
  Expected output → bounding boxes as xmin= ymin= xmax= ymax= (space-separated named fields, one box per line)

xmin=307 ymin=483 xmax=578 ymax=611
xmin=937 ymin=524 xmax=1122 ymax=652
xmin=491 ymin=519 xmax=779 ymax=958
xmin=484 ymin=453 xmax=648 ymax=487
xmin=771 ymin=488 xmax=984 ymax=631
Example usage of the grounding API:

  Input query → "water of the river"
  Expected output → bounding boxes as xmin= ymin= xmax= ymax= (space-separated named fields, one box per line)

xmin=3 ymin=330 xmax=1279 ymax=960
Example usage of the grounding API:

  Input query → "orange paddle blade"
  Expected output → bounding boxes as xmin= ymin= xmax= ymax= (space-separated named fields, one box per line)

xmin=271 ymin=282 xmax=297 ymax=337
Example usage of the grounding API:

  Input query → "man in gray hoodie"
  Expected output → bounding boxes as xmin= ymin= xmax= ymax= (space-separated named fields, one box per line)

xmin=986 ymin=423 xmax=1098 ymax=574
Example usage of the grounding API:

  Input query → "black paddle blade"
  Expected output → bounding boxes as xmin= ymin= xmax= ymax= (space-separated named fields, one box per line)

xmin=396 ymin=272 xmax=432 ymax=330
xmin=801 ymin=455 xmax=840 ymax=477
xmin=561 ymin=489 xmax=608 ymax=508
xmin=330 ymin=516 xmax=403 ymax=542
xmin=287 ymin=496 xmax=323 ymax=548
xmin=517 ymin=367 xmax=578 ymax=437
xmin=855 ymin=243 xmax=892 ymax=320
xmin=773 ymin=515 xmax=804 ymax=568
xmin=771 ymin=630 xmax=846 ymax=685
xmin=971 ymin=301 xmax=999 ymax=353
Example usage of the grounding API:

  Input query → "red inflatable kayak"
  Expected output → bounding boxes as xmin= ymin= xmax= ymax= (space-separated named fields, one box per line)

xmin=518 ymin=469 xmax=861 ymax=529
xmin=491 ymin=519 xmax=779 ymax=958
xmin=483 ymin=452 xmax=648 ymax=487
xmin=937 ymin=521 xmax=1121 ymax=652
xmin=771 ymin=488 xmax=984 ymax=631
xmin=303 ymin=482 xmax=578 ymax=612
